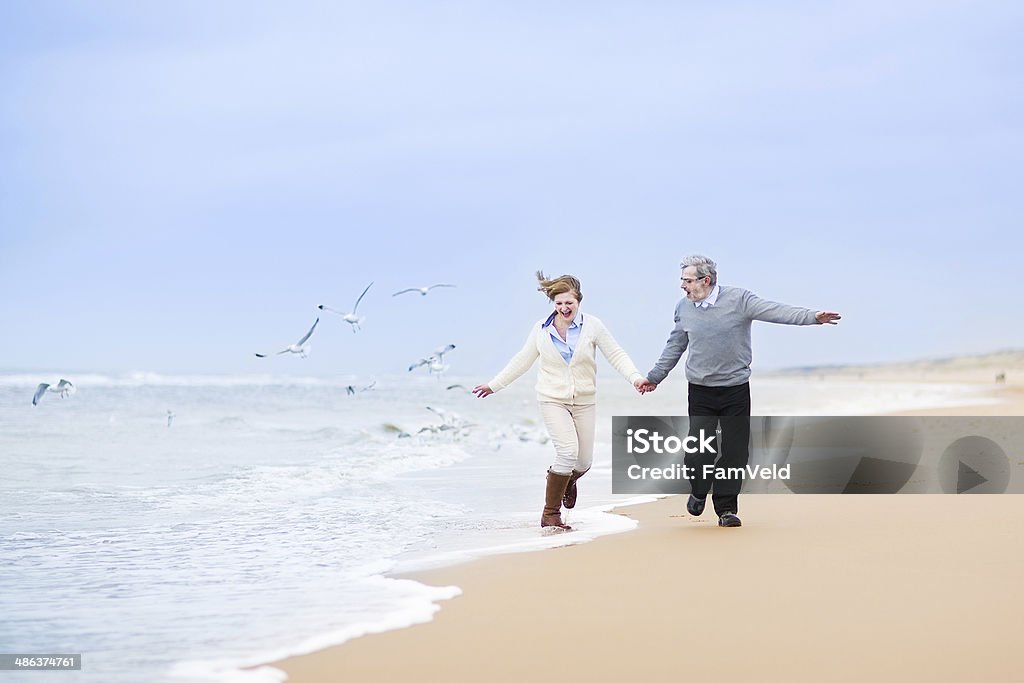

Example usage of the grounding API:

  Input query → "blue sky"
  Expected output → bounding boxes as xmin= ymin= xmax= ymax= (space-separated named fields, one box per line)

xmin=1 ymin=1 xmax=1021 ymax=378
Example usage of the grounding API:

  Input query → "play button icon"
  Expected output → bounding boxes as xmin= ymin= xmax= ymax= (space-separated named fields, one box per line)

xmin=938 ymin=436 xmax=1010 ymax=494
xmin=956 ymin=460 xmax=987 ymax=493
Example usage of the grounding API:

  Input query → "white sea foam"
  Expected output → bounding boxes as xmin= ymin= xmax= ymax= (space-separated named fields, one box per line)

xmin=171 ymin=578 xmax=462 ymax=683
xmin=395 ymin=497 xmax=656 ymax=573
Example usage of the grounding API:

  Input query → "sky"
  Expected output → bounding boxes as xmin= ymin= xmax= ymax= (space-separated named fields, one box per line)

xmin=1 ymin=1 xmax=1022 ymax=379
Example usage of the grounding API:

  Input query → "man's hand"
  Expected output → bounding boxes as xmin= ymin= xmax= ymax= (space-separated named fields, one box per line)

xmin=634 ymin=378 xmax=657 ymax=394
xmin=815 ymin=311 xmax=841 ymax=325
xmin=472 ymin=384 xmax=494 ymax=398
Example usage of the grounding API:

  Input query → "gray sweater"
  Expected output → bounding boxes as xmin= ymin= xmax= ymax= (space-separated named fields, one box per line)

xmin=647 ymin=286 xmax=818 ymax=387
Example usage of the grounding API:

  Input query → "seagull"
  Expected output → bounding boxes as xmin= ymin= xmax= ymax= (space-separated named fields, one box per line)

xmin=419 ymin=408 xmax=456 ymax=435
xmin=392 ymin=284 xmax=456 ymax=297
xmin=420 ymin=407 xmax=474 ymax=438
xmin=254 ymin=318 xmax=319 ymax=358
xmin=408 ymin=344 xmax=456 ymax=373
xmin=32 ymin=379 xmax=75 ymax=406
xmin=346 ymin=379 xmax=377 ymax=396
xmin=432 ymin=344 xmax=456 ymax=361
xmin=382 ymin=422 xmax=412 ymax=439
xmin=418 ymin=423 xmax=457 ymax=434
xmin=167 ymin=410 xmax=175 ymax=428
xmin=428 ymin=360 xmax=449 ymax=375
xmin=319 ymin=281 xmax=373 ymax=332
xmin=426 ymin=406 xmax=474 ymax=428
xmin=446 ymin=384 xmax=471 ymax=393
xmin=425 ymin=405 xmax=454 ymax=424
xmin=408 ymin=358 xmax=450 ymax=376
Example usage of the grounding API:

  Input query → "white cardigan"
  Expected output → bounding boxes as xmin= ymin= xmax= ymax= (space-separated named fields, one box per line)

xmin=488 ymin=313 xmax=643 ymax=404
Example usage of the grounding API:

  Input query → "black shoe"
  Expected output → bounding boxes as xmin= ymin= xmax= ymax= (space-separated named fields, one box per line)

xmin=686 ymin=494 xmax=706 ymax=517
xmin=718 ymin=512 xmax=742 ymax=527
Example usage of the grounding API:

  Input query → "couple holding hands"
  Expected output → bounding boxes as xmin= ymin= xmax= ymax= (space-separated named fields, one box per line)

xmin=473 ymin=255 xmax=841 ymax=531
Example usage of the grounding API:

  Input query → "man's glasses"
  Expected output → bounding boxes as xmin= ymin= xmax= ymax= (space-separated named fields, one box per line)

xmin=681 ymin=277 xmax=708 ymax=284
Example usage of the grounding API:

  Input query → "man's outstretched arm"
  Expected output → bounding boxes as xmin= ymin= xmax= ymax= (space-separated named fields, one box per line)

xmin=743 ymin=290 xmax=839 ymax=326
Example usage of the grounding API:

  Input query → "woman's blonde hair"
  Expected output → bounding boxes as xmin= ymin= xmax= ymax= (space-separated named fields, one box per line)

xmin=536 ymin=270 xmax=583 ymax=303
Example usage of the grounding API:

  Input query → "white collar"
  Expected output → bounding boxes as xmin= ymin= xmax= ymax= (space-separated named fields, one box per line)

xmin=694 ymin=284 xmax=720 ymax=309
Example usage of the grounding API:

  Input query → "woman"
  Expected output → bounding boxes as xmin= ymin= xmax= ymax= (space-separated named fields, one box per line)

xmin=473 ymin=271 xmax=647 ymax=530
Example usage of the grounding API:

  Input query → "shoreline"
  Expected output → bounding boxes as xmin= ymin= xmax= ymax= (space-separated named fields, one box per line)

xmin=273 ymin=493 xmax=1024 ymax=682
xmin=262 ymin=377 xmax=1023 ymax=683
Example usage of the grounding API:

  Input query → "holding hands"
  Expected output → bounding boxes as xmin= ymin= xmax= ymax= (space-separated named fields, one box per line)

xmin=633 ymin=377 xmax=657 ymax=395
xmin=477 ymin=379 xmax=654 ymax=397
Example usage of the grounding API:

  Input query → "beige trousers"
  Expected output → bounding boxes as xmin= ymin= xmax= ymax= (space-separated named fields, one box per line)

xmin=539 ymin=401 xmax=596 ymax=475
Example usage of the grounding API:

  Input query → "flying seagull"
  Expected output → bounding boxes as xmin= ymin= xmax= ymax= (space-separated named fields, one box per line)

xmin=409 ymin=358 xmax=449 ymax=377
xmin=432 ymin=343 xmax=456 ymax=361
xmin=255 ymin=318 xmax=319 ymax=358
xmin=319 ymin=281 xmax=373 ymax=332
xmin=32 ymin=379 xmax=75 ymax=406
xmin=408 ymin=344 xmax=456 ymax=373
xmin=346 ymin=379 xmax=377 ymax=396
xmin=393 ymin=283 xmax=456 ymax=297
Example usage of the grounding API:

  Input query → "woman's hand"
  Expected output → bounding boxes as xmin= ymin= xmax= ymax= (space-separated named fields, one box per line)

xmin=634 ymin=378 xmax=656 ymax=394
xmin=472 ymin=384 xmax=494 ymax=398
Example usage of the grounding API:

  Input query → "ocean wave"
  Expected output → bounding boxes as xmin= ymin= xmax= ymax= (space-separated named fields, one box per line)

xmin=0 ymin=372 xmax=361 ymax=389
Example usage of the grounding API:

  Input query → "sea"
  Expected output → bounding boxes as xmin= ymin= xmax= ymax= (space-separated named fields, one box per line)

xmin=0 ymin=371 xmax=998 ymax=682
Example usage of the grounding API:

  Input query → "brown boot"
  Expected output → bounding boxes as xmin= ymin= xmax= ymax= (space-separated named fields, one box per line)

xmin=562 ymin=467 xmax=590 ymax=509
xmin=541 ymin=470 xmax=572 ymax=530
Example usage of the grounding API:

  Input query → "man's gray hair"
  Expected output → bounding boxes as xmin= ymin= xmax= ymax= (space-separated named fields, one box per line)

xmin=680 ymin=254 xmax=717 ymax=286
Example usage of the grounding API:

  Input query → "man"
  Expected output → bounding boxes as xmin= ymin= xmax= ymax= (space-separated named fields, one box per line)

xmin=639 ymin=255 xmax=840 ymax=527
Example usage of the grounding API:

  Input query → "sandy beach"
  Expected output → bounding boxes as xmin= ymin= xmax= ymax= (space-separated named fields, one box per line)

xmin=271 ymin=355 xmax=1024 ymax=682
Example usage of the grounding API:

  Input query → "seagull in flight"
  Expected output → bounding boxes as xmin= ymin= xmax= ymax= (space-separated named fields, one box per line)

xmin=408 ymin=344 xmax=456 ymax=374
xmin=409 ymin=358 xmax=450 ymax=377
xmin=392 ymin=284 xmax=456 ymax=297
xmin=319 ymin=281 xmax=373 ymax=332
xmin=32 ymin=379 xmax=75 ymax=406
xmin=431 ymin=344 xmax=455 ymax=361
xmin=346 ymin=379 xmax=377 ymax=396
xmin=255 ymin=318 xmax=319 ymax=358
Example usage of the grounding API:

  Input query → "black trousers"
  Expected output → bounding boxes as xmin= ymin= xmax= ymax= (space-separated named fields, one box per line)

xmin=685 ymin=382 xmax=751 ymax=516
